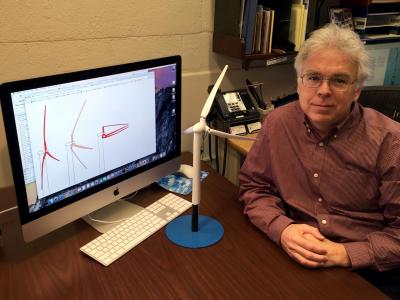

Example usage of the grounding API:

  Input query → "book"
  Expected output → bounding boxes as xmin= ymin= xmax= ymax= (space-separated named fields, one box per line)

xmin=239 ymin=0 xmax=246 ymax=38
xmin=254 ymin=11 xmax=260 ymax=52
xmin=299 ymin=4 xmax=306 ymax=49
xmin=254 ymin=5 xmax=264 ymax=53
xmin=300 ymin=0 xmax=308 ymax=46
xmin=268 ymin=10 xmax=275 ymax=54
xmin=261 ymin=9 xmax=272 ymax=54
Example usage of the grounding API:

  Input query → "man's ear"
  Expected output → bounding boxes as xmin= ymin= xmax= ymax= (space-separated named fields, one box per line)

xmin=296 ymin=78 xmax=301 ymax=94
xmin=353 ymin=87 xmax=362 ymax=102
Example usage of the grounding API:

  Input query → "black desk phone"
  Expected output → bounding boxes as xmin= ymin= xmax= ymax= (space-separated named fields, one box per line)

xmin=211 ymin=88 xmax=261 ymax=135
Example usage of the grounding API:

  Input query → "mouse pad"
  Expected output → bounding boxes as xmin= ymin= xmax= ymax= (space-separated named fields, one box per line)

xmin=157 ymin=171 xmax=209 ymax=195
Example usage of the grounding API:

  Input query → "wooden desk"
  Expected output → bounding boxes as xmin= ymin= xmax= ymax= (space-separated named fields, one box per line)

xmin=228 ymin=133 xmax=257 ymax=156
xmin=0 ymin=154 xmax=387 ymax=299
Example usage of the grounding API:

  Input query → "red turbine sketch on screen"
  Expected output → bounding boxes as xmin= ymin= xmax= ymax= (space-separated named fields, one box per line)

xmin=97 ymin=122 xmax=130 ymax=173
xmin=101 ymin=124 xmax=129 ymax=139
xmin=40 ymin=105 xmax=60 ymax=190
xmin=69 ymin=100 xmax=93 ymax=169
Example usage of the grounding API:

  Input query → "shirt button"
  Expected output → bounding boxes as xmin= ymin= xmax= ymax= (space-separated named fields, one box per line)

xmin=321 ymin=219 xmax=327 ymax=225
xmin=318 ymin=197 xmax=323 ymax=203
xmin=318 ymin=142 xmax=324 ymax=147
xmin=313 ymin=173 xmax=319 ymax=178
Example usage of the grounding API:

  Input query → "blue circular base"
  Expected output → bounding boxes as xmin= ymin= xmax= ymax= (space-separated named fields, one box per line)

xmin=165 ymin=215 xmax=224 ymax=248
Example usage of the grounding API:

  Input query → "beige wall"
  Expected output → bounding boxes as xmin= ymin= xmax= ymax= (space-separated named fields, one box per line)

xmin=0 ymin=1 xmax=296 ymax=188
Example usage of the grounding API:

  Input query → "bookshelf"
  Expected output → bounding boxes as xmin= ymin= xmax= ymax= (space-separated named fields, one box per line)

xmin=213 ymin=0 xmax=302 ymax=69
xmin=212 ymin=33 xmax=297 ymax=69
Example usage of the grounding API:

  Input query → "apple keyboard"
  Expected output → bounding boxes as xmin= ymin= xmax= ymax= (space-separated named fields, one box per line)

xmin=80 ymin=193 xmax=191 ymax=266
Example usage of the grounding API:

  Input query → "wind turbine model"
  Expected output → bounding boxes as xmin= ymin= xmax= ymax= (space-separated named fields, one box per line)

xmin=166 ymin=65 xmax=256 ymax=248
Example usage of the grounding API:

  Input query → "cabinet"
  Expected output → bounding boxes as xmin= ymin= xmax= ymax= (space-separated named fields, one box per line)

xmin=340 ymin=0 xmax=400 ymax=43
xmin=338 ymin=1 xmax=400 ymax=87
xmin=213 ymin=0 xmax=300 ymax=69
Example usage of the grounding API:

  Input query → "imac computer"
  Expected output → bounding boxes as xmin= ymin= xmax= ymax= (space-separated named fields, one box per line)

xmin=0 ymin=55 xmax=181 ymax=242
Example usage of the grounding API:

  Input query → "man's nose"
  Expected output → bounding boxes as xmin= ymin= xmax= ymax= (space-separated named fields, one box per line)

xmin=317 ymin=79 xmax=332 ymax=95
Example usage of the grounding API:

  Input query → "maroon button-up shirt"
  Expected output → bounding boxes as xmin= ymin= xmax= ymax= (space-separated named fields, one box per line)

xmin=239 ymin=101 xmax=400 ymax=271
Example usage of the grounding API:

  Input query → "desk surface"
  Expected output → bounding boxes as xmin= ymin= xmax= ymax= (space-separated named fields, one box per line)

xmin=0 ymin=154 xmax=387 ymax=299
xmin=228 ymin=133 xmax=257 ymax=155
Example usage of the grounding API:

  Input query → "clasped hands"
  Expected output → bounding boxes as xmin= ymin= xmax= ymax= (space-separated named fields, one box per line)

xmin=280 ymin=223 xmax=351 ymax=268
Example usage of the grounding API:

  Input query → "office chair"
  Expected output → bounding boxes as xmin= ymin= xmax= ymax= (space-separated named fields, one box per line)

xmin=358 ymin=86 xmax=400 ymax=122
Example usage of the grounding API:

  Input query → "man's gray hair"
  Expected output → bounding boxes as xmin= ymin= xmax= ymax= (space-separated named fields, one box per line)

xmin=294 ymin=23 xmax=370 ymax=87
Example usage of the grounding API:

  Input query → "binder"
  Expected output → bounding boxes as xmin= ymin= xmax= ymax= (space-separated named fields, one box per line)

xmin=243 ymin=0 xmax=258 ymax=54
xmin=289 ymin=3 xmax=300 ymax=46
xmin=300 ymin=0 xmax=308 ymax=46
xmin=288 ymin=2 xmax=307 ymax=51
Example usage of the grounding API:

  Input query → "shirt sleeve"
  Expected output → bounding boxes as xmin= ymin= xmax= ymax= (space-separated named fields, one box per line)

xmin=239 ymin=120 xmax=294 ymax=246
xmin=346 ymin=133 xmax=400 ymax=271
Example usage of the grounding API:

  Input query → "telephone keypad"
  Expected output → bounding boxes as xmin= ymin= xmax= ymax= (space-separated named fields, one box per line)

xmin=223 ymin=92 xmax=247 ymax=114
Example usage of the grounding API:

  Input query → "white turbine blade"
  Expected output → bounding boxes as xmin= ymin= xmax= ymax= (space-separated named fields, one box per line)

xmin=200 ymin=65 xmax=229 ymax=119
xmin=206 ymin=127 xmax=257 ymax=141
xmin=182 ymin=125 xmax=194 ymax=134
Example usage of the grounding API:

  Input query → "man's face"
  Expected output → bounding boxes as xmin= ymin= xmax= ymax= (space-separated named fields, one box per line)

xmin=297 ymin=48 xmax=361 ymax=135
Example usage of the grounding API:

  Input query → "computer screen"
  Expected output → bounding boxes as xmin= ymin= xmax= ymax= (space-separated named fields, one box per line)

xmin=0 ymin=55 xmax=181 ymax=242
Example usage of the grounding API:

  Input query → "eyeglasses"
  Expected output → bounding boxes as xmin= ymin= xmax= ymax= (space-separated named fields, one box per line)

xmin=300 ymin=73 xmax=356 ymax=91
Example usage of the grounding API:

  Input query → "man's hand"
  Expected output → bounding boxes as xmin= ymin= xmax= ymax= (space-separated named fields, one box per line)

xmin=303 ymin=233 xmax=351 ymax=268
xmin=280 ymin=224 xmax=351 ymax=269
xmin=280 ymin=224 xmax=328 ymax=268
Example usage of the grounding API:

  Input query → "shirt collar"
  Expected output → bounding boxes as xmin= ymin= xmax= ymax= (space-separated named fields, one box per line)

xmin=302 ymin=101 xmax=362 ymax=139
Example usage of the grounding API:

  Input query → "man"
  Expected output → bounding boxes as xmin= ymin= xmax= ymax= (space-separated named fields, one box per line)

xmin=239 ymin=24 xmax=400 ymax=298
